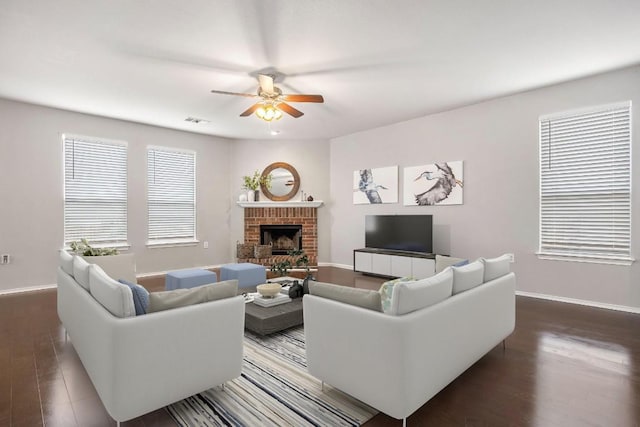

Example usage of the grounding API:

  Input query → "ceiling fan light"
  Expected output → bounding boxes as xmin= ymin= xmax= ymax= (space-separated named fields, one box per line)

xmin=256 ymin=106 xmax=266 ymax=119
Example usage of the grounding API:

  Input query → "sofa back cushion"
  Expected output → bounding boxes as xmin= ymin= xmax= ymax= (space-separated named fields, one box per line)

xmin=309 ymin=281 xmax=382 ymax=312
xmin=389 ymin=268 xmax=453 ymax=315
xmin=73 ymin=256 xmax=91 ymax=291
xmin=59 ymin=250 xmax=74 ymax=276
xmin=435 ymin=255 xmax=468 ymax=273
xmin=480 ymin=254 xmax=511 ymax=282
xmin=89 ymin=265 xmax=136 ymax=318
xmin=451 ymin=260 xmax=484 ymax=294
xmin=147 ymin=279 xmax=238 ymax=313
xmin=83 ymin=253 xmax=137 ymax=284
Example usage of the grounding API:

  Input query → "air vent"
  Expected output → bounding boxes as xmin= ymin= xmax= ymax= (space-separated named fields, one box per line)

xmin=185 ymin=117 xmax=210 ymax=124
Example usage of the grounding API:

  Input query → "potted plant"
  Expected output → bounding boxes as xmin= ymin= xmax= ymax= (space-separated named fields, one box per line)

xmin=70 ymin=238 xmax=119 ymax=256
xmin=242 ymin=170 xmax=272 ymax=202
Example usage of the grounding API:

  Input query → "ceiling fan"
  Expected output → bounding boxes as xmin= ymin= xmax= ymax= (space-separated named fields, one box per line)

xmin=211 ymin=74 xmax=324 ymax=121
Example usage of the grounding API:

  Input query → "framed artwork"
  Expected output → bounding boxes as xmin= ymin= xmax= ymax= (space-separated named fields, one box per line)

xmin=353 ymin=166 xmax=398 ymax=204
xmin=403 ymin=161 xmax=464 ymax=206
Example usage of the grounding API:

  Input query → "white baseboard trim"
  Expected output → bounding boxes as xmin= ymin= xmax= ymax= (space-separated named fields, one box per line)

xmin=516 ymin=290 xmax=640 ymax=314
xmin=0 ymin=283 xmax=57 ymax=296
xmin=318 ymin=262 xmax=353 ymax=270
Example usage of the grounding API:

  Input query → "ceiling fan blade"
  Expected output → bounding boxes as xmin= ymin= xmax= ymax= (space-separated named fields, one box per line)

xmin=258 ymin=74 xmax=275 ymax=94
xmin=277 ymin=102 xmax=304 ymax=118
xmin=211 ymin=89 xmax=258 ymax=98
xmin=280 ymin=94 xmax=324 ymax=103
xmin=240 ymin=103 xmax=261 ymax=117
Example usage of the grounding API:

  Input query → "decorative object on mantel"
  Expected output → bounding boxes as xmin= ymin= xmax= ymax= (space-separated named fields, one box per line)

xmin=307 ymin=195 xmax=314 ymax=201
xmin=242 ymin=170 xmax=272 ymax=203
xmin=238 ymin=193 xmax=248 ymax=202
xmin=403 ymin=161 xmax=464 ymax=206
xmin=260 ymin=162 xmax=300 ymax=201
xmin=353 ymin=165 xmax=399 ymax=204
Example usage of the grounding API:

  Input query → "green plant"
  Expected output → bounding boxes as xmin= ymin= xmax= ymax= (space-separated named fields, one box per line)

xmin=242 ymin=170 xmax=272 ymax=191
xmin=270 ymin=249 xmax=310 ymax=278
xmin=69 ymin=238 xmax=119 ymax=256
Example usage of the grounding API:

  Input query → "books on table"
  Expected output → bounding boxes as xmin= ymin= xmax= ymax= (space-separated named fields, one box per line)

xmin=253 ymin=293 xmax=292 ymax=307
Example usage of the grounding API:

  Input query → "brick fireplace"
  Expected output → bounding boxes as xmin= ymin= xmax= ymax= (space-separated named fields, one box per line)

xmin=241 ymin=206 xmax=318 ymax=266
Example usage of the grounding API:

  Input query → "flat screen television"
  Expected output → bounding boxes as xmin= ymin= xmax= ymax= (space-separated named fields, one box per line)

xmin=365 ymin=215 xmax=433 ymax=254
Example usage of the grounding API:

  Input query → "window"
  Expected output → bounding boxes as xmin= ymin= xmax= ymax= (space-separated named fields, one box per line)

xmin=64 ymin=135 xmax=128 ymax=246
xmin=147 ymin=146 xmax=196 ymax=245
xmin=539 ymin=102 xmax=632 ymax=265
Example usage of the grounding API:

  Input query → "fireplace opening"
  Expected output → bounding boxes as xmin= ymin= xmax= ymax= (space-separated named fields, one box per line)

xmin=260 ymin=224 xmax=302 ymax=255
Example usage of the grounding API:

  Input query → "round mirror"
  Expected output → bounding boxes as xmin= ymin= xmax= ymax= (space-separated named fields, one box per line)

xmin=261 ymin=162 xmax=300 ymax=201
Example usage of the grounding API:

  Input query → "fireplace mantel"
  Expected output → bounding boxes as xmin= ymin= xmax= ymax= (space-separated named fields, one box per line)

xmin=237 ymin=201 xmax=323 ymax=208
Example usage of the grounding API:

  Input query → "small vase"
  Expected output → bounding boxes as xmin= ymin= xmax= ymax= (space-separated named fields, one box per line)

xmin=247 ymin=190 xmax=255 ymax=202
xmin=254 ymin=190 xmax=260 ymax=202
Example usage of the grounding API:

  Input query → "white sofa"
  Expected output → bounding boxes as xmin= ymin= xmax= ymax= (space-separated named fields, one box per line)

xmin=303 ymin=255 xmax=515 ymax=425
xmin=57 ymin=252 xmax=245 ymax=424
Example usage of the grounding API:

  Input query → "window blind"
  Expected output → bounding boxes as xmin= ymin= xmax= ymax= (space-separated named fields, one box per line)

xmin=147 ymin=147 xmax=196 ymax=243
xmin=539 ymin=102 xmax=632 ymax=263
xmin=64 ymin=136 xmax=128 ymax=245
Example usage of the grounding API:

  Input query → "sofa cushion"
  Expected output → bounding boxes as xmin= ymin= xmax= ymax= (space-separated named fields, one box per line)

xmin=147 ymin=279 xmax=238 ymax=313
xmin=481 ymin=254 xmax=511 ymax=282
xmin=309 ymin=281 xmax=382 ymax=312
xmin=59 ymin=250 xmax=74 ymax=276
xmin=118 ymin=279 xmax=149 ymax=315
xmin=73 ymin=255 xmax=91 ymax=291
xmin=389 ymin=268 xmax=453 ymax=315
xmin=83 ymin=253 xmax=137 ymax=284
xmin=379 ymin=277 xmax=415 ymax=313
xmin=435 ymin=255 xmax=468 ymax=273
xmin=89 ymin=265 xmax=136 ymax=318
xmin=451 ymin=260 xmax=484 ymax=294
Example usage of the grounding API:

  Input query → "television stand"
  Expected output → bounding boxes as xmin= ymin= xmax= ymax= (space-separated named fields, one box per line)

xmin=353 ymin=248 xmax=436 ymax=279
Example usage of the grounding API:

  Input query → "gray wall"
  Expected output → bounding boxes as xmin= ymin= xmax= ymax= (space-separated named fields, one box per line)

xmin=229 ymin=138 xmax=331 ymax=262
xmin=0 ymin=99 xmax=233 ymax=292
xmin=329 ymin=65 xmax=640 ymax=310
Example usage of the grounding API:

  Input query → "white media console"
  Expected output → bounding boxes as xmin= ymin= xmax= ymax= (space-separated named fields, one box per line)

xmin=353 ymin=248 xmax=436 ymax=279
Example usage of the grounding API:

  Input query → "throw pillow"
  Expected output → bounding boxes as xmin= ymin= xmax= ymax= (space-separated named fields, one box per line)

xmin=379 ymin=277 xmax=415 ymax=314
xmin=59 ymin=250 xmax=74 ymax=276
xmin=118 ymin=279 xmax=150 ymax=316
xmin=73 ymin=256 xmax=91 ymax=291
xmin=309 ymin=281 xmax=382 ymax=312
xmin=480 ymin=254 xmax=511 ymax=282
xmin=89 ymin=265 xmax=136 ymax=318
xmin=147 ymin=279 xmax=238 ymax=313
xmin=435 ymin=255 xmax=468 ymax=274
xmin=389 ymin=268 xmax=453 ymax=315
xmin=451 ymin=260 xmax=484 ymax=294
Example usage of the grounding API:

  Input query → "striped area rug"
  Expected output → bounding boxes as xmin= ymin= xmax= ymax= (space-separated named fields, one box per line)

xmin=167 ymin=326 xmax=377 ymax=426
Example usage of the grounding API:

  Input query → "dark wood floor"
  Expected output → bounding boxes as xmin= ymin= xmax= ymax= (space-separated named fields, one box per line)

xmin=1 ymin=267 xmax=639 ymax=426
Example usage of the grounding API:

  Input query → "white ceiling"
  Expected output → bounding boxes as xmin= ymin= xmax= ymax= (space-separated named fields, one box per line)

xmin=1 ymin=0 xmax=639 ymax=140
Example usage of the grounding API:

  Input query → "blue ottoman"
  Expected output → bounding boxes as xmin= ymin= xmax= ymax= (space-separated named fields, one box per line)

xmin=220 ymin=263 xmax=266 ymax=288
xmin=165 ymin=269 xmax=217 ymax=290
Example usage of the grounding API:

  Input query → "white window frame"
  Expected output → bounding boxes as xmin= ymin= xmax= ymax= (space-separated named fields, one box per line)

xmin=538 ymin=101 xmax=633 ymax=265
xmin=146 ymin=146 xmax=197 ymax=247
xmin=63 ymin=134 xmax=129 ymax=248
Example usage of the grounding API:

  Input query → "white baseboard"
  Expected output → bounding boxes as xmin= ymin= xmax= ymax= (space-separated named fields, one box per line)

xmin=0 ymin=283 xmax=57 ymax=296
xmin=516 ymin=290 xmax=640 ymax=314
xmin=318 ymin=262 xmax=353 ymax=270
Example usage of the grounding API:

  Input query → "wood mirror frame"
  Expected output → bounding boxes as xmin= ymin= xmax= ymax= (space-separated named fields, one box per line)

xmin=260 ymin=162 xmax=301 ymax=201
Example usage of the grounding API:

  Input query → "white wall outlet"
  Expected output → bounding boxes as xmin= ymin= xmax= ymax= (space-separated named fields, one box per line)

xmin=203 ymin=241 xmax=209 ymax=249
xmin=506 ymin=253 xmax=515 ymax=263
xmin=1 ymin=254 xmax=10 ymax=264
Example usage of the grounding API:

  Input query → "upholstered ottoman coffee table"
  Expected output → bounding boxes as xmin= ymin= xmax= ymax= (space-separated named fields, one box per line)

xmin=220 ymin=263 xmax=266 ymax=289
xmin=165 ymin=268 xmax=217 ymax=290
